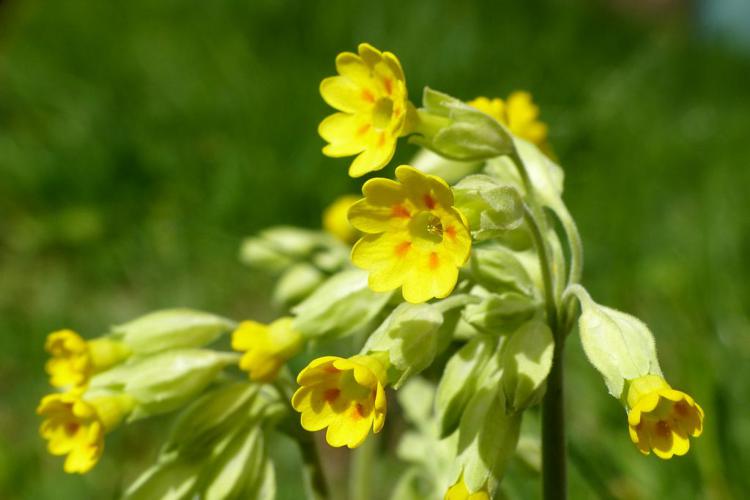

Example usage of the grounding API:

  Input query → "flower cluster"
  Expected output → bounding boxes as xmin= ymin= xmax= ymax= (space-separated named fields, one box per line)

xmin=37 ymin=41 xmax=705 ymax=500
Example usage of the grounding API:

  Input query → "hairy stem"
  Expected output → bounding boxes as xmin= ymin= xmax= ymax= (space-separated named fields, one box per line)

xmin=299 ymin=434 xmax=330 ymax=500
xmin=350 ymin=435 xmax=376 ymax=500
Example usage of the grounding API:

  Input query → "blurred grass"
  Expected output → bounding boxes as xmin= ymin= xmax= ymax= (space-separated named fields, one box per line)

xmin=0 ymin=0 xmax=748 ymax=498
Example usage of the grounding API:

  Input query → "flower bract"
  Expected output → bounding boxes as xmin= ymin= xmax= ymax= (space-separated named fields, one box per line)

xmin=319 ymin=43 xmax=414 ymax=177
xmin=349 ymin=165 xmax=471 ymax=303
xmin=291 ymin=354 xmax=388 ymax=448
xmin=468 ymin=92 xmax=551 ymax=155
xmin=625 ymin=375 xmax=704 ymax=459
xmin=232 ymin=317 xmax=303 ymax=382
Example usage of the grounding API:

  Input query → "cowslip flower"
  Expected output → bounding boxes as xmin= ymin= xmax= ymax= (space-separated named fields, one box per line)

xmin=45 ymin=329 xmax=131 ymax=388
xmin=37 ymin=391 xmax=135 ymax=473
xmin=625 ymin=375 xmax=704 ymax=459
xmin=322 ymin=194 xmax=361 ymax=244
xmin=445 ymin=476 xmax=490 ymax=500
xmin=319 ymin=43 xmax=415 ymax=177
xmin=468 ymin=92 xmax=551 ymax=154
xmin=291 ymin=354 xmax=388 ymax=448
xmin=231 ymin=317 xmax=303 ymax=382
xmin=349 ymin=165 xmax=471 ymax=303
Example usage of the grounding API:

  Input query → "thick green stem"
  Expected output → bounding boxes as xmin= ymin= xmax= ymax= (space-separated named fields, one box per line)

xmin=523 ymin=200 xmax=568 ymax=500
xmin=542 ymin=340 xmax=567 ymax=500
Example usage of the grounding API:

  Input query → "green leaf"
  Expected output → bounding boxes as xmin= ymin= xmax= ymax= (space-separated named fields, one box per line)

xmin=292 ymin=269 xmax=392 ymax=340
xmin=455 ymin=386 xmax=522 ymax=494
xmin=363 ymin=303 xmax=444 ymax=388
xmin=463 ymin=291 xmax=540 ymax=335
xmin=412 ymin=88 xmax=514 ymax=161
xmin=112 ymin=309 xmax=235 ymax=355
xmin=435 ymin=335 xmax=496 ymax=437
xmin=500 ymin=319 xmax=554 ymax=413
xmin=574 ymin=287 xmax=662 ymax=398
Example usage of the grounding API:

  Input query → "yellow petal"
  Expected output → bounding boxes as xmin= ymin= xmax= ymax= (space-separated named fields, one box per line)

xmin=348 ymin=138 xmax=396 ymax=177
xmin=319 ymin=113 xmax=369 ymax=157
xmin=320 ymin=76 xmax=371 ymax=114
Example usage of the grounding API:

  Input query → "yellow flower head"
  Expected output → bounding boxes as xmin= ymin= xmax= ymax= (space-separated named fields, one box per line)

xmin=468 ymin=92 xmax=551 ymax=154
xmin=349 ymin=165 xmax=471 ymax=303
xmin=45 ymin=330 xmax=131 ymax=389
xmin=232 ymin=317 xmax=303 ymax=383
xmin=626 ymin=375 xmax=704 ymax=459
xmin=292 ymin=354 xmax=388 ymax=448
xmin=445 ymin=475 xmax=490 ymax=500
xmin=319 ymin=43 xmax=414 ymax=177
xmin=37 ymin=391 xmax=133 ymax=474
xmin=323 ymin=194 xmax=361 ymax=244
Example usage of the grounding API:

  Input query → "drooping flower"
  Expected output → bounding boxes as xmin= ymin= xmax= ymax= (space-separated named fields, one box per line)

xmin=291 ymin=354 xmax=388 ymax=448
xmin=319 ymin=43 xmax=415 ymax=177
xmin=625 ymin=375 xmax=704 ymax=459
xmin=349 ymin=165 xmax=471 ymax=303
xmin=37 ymin=391 xmax=134 ymax=474
xmin=323 ymin=194 xmax=361 ymax=244
xmin=45 ymin=330 xmax=131 ymax=388
xmin=468 ymin=92 xmax=551 ymax=155
xmin=232 ymin=317 xmax=303 ymax=383
xmin=445 ymin=475 xmax=490 ymax=500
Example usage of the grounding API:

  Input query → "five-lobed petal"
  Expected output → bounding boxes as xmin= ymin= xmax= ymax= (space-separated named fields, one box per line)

xmin=319 ymin=43 xmax=414 ymax=177
xmin=349 ymin=165 xmax=471 ymax=303
xmin=291 ymin=354 xmax=387 ymax=449
xmin=625 ymin=375 xmax=704 ymax=459
xmin=232 ymin=317 xmax=303 ymax=383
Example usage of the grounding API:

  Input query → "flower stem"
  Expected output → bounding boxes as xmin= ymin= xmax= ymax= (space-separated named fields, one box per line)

xmin=523 ymin=201 xmax=568 ymax=500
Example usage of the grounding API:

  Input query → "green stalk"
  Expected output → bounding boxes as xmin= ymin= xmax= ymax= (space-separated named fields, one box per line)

xmin=517 ymin=151 xmax=568 ymax=500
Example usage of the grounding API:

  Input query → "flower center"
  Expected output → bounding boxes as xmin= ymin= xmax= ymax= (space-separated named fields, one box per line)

xmin=409 ymin=212 xmax=444 ymax=244
xmin=371 ymin=97 xmax=394 ymax=130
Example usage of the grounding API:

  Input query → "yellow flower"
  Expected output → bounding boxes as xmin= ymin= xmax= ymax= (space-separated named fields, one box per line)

xmin=45 ymin=330 xmax=131 ymax=388
xmin=445 ymin=475 xmax=490 ymax=500
xmin=625 ymin=375 xmax=704 ymax=459
xmin=231 ymin=317 xmax=303 ymax=382
xmin=319 ymin=43 xmax=415 ymax=177
xmin=323 ymin=195 xmax=361 ymax=244
xmin=291 ymin=354 xmax=388 ymax=448
xmin=468 ymin=92 xmax=551 ymax=154
xmin=37 ymin=391 xmax=134 ymax=474
xmin=349 ymin=165 xmax=471 ymax=304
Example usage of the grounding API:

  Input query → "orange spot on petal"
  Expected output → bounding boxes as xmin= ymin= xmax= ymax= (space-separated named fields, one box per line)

xmin=423 ymin=194 xmax=436 ymax=210
xmin=377 ymin=132 xmax=386 ymax=147
xmin=445 ymin=225 xmax=457 ymax=240
xmin=324 ymin=365 xmax=340 ymax=374
xmin=351 ymin=403 xmax=365 ymax=420
xmin=391 ymin=204 xmax=411 ymax=218
xmin=395 ymin=241 xmax=411 ymax=257
xmin=324 ymin=389 xmax=341 ymax=403
xmin=429 ymin=252 xmax=440 ymax=269
xmin=362 ymin=89 xmax=375 ymax=102
xmin=356 ymin=123 xmax=371 ymax=136
xmin=384 ymin=78 xmax=393 ymax=95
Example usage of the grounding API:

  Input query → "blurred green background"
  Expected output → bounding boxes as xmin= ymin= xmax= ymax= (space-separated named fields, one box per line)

xmin=1 ymin=0 xmax=748 ymax=498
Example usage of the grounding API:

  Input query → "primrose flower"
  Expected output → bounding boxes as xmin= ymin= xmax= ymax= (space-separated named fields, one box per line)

xmin=232 ymin=317 xmax=303 ymax=383
xmin=468 ymin=92 xmax=551 ymax=154
xmin=37 ymin=391 xmax=134 ymax=474
xmin=349 ymin=165 xmax=471 ymax=303
xmin=625 ymin=375 xmax=704 ymax=459
xmin=445 ymin=476 xmax=490 ymax=500
xmin=319 ymin=43 xmax=414 ymax=177
xmin=45 ymin=330 xmax=131 ymax=388
xmin=323 ymin=194 xmax=361 ymax=244
xmin=291 ymin=354 xmax=388 ymax=448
